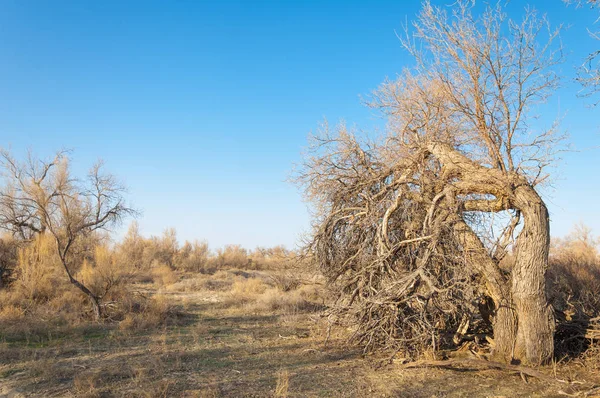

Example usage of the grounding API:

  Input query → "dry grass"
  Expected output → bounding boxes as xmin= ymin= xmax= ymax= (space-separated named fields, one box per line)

xmin=1 ymin=265 xmax=599 ymax=397
xmin=152 ymin=264 xmax=179 ymax=287
xmin=1 ymin=225 xmax=600 ymax=396
xmin=118 ymin=295 xmax=178 ymax=331
xmin=274 ymin=369 xmax=290 ymax=397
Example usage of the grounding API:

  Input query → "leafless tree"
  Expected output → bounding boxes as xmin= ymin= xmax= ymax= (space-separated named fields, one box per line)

xmin=0 ymin=149 xmax=134 ymax=319
xmin=565 ymin=0 xmax=600 ymax=102
xmin=296 ymin=1 xmax=564 ymax=365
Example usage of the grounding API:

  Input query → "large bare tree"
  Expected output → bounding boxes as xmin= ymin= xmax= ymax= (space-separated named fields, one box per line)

xmin=297 ymin=1 xmax=563 ymax=365
xmin=0 ymin=149 xmax=134 ymax=319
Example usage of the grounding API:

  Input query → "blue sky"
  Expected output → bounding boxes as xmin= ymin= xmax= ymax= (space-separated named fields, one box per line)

xmin=0 ymin=0 xmax=598 ymax=248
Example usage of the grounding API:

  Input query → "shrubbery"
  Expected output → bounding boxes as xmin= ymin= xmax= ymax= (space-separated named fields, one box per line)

xmin=0 ymin=222 xmax=302 ymax=337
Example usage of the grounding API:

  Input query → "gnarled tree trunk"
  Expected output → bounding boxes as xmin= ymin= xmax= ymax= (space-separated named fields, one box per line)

xmin=430 ymin=142 xmax=554 ymax=365
xmin=510 ymin=186 xmax=554 ymax=365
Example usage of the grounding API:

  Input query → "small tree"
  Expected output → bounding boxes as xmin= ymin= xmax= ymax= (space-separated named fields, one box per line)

xmin=0 ymin=149 xmax=134 ymax=319
xmin=296 ymin=1 xmax=563 ymax=365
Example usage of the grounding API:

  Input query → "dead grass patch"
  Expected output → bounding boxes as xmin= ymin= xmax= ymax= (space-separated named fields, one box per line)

xmin=274 ymin=369 xmax=289 ymax=397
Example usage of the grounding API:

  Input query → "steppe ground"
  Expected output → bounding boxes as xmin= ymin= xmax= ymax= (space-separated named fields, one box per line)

xmin=1 ymin=269 xmax=599 ymax=398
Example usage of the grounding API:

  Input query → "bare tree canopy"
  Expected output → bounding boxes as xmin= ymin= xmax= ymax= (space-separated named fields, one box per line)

xmin=565 ymin=0 xmax=600 ymax=102
xmin=0 ymin=149 xmax=135 ymax=319
xmin=296 ymin=1 xmax=564 ymax=366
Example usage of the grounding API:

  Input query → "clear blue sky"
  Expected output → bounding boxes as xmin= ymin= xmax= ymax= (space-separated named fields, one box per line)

xmin=1 ymin=0 xmax=598 ymax=249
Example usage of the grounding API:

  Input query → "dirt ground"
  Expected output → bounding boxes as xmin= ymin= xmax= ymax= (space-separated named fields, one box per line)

xmin=1 ymin=272 xmax=599 ymax=397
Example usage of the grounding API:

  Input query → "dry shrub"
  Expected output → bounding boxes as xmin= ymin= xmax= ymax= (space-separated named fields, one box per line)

xmin=0 ymin=233 xmax=181 ymax=336
xmin=47 ymin=289 xmax=88 ymax=316
xmin=226 ymin=278 xmax=267 ymax=305
xmin=548 ymin=224 xmax=600 ymax=358
xmin=165 ymin=276 xmax=205 ymax=292
xmin=118 ymin=221 xmax=146 ymax=269
xmin=118 ymin=223 xmax=184 ymax=271
xmin=167 ymin=274 xmax=231 ymax=293
xmin=78 ymin=244 xmax=132 ymax=300
xmin=72 ymin=371 xmax=101 ymax=398
xmin=133 ymin=380 xmax=175 ymax=398
xmin=131 ymin=269 xmax=154 ymax=284
xmin=117 ymin=222 xmax=300 ymax=274
xmin=254 ymin=284 xmax=324 ymax=314
xmin=151 ymin=264 xmax=178 ymax=286
xmin=214 ymin=245 xmax=250 ymax=269
xmin=549 ymin=224 xmax=600 ymax=313
xmin=269 ymin=272 xmax=301 ymax=292
xmin=13 ymin=233 xmax=62 ymax=302
xmin=0 ymin=234 xmax=91 ymax=334
xmin=119 ymin=295 xmax=177 ymax=331
xmin=199 ymin=278 xmax=233 ymax=292
xmin=248 ymin=246 xmax=291 ymax=271
xmin=255 ymin=289 xmax=305 ymax=313
xmin=144 ymin=229 xmax=179 ymax=269
xmin=211 ymin=270 xmax=231 ymax=280
xmin=0 ymin=304 xmax=24 ymax=322
xmin=176 ymin=240 xmax=210 ymax=273
xmin=0 ymin=234 xmax=17 ymax=288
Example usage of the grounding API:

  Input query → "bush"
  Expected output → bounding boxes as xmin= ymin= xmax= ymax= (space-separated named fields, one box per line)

xmin=175 ymin=240 xmax=210 ymax=273
xmin=225 ymin=278 xmax=267 ymax=305
xmin=548 ymin=224 xmax=600 ymax=358
xmin=78 ymin=245 xmax=131 ymax=300
xmin=549 ymin=224 xmax=600 ymax=314
xmin=118 ymin=295 xmax=178 ymax=331
xmin=0 ymin=234 xmax=17 ymax=288
xmin=13 ymin=234 xmax=63 ymax=303
xmin=151 ymin=264 xmax=178 ymax=286
xmin=269 ymin=272 xmax=301 ymax=292
xmin=214 ymin=245 xmax=250 ymax=269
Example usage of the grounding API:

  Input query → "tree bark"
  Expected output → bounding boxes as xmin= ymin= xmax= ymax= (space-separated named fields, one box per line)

xmin=429 ymin=143 xmax=554 ymax=365
xmin=454 ymin=198 xmax=553 ymax=365
xmin=510 ymin=185 xmax=554 ymax=365
xmin=57 ymin=251 xmax=102 ymax=320
xmin=68 ymin=276 xmax=102 ymax=321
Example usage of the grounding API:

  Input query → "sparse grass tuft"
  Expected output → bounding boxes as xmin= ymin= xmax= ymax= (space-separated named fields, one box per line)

xmin=274 ymin=369 xmax=289 ymax=398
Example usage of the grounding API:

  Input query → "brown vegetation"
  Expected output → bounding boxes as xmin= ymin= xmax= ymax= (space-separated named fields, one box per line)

xmin=0 ymin=0 xmax=599 ymax=395
xmin=0 ymin=227 xmax=598 ymax=396
xmin=295 ymin=0 xmax=565 ymax=365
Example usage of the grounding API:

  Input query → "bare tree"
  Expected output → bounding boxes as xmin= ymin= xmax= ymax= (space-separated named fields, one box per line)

xmin=0 ymin=149 xmax=134 ymax=319
xmin=296 ymin=1 xmax=564 ymax=365
xmin=565 ymin=0 xmax=600 ymax=102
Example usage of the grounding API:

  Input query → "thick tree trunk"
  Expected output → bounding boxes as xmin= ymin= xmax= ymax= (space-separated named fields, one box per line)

xmin=429 ymin=142 xmax=554 ymax=365
xmin=510 ymin=185 xmax=554 ymax=365
xmin=455 ymin=188 xmax=554 ymax=365
xmin=457 ymin=185 xmax=554 ymax=365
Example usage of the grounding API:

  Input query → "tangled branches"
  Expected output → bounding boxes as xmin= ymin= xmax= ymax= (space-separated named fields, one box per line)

xmin=298 ymin=131 xmax=485 ymax=357
xmin=296 ymin=0 xmax=565 ymax=365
